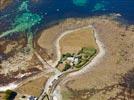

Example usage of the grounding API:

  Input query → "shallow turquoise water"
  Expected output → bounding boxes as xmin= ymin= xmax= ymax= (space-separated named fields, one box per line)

xmin=0 ymin=0 xmax=134 ymax=39
xmin=73 ymin=0 xmax=87 ymax=6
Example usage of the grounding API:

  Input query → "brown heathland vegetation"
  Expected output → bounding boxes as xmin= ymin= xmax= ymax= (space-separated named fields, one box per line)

xmin=15 ymin=76 xmax=48 ymax=97
xmin=59 ymin=18 xmax=134 ymax=100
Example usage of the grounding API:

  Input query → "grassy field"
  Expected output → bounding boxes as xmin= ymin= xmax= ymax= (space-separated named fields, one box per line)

xmin=59 ymin=28 xmax=97 ymax=54
xmin=37 ymin=25 xmax=62 ymax=59
xmin=15 ymin=76 xmax=48 ymax=97
xmin=57 ymin=28 xmax=97 ymax=71
xmin=0 ymin=92 xmax=5 ymax=100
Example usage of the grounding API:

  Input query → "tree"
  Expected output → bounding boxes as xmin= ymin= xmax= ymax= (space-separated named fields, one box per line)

xmin=4 ymin=90 xmax=17 ymax=100
xmin=63 ymin=63 xmax=71 ymax=71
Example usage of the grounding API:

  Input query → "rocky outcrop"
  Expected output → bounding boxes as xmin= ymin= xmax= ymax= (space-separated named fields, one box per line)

xmin=0 ymin=0 xmax=12 ymax=10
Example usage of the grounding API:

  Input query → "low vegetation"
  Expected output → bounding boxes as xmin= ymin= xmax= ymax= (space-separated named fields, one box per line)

xmin=4 ymin=90 xmax=17 ymax=100
xmin=66 ymin=68 xmax=134 ymax=100
xmin=63 ymin=63 xmax=72 ymax=71
xmin=75 ymin=47 xmax=96 ymax=68
xmin=57 ymin=47 xmax=97 ymax=71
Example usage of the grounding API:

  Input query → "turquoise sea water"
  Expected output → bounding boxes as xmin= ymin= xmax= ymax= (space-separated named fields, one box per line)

xmin=73 ymin=0 xmax=87 ymax=6
xmin=0 ymin=0 xmax=134 ymax=40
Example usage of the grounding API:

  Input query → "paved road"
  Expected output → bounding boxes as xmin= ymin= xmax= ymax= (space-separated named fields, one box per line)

xmin=34 ymin=51 xmax=61 ymax=100
xmin=37 ymin=69 xmax=77 ymax=100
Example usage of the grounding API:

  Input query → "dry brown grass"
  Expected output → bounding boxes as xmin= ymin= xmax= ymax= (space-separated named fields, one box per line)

xmin=59 ymin=28 xmax=97 ymax=54
xmin=37 ymin=25 xmax=62 ymax=56
xmin=0 ymin=92 xmax=5 ymax=100
xmin=15 ymin=76 xmax=48 ymax=97
xmin=37 ymin=17 xmax=134 ymax=100
xmin=37 ymin=19 xmax=95 ymax=61
xmin=59 ymin=18 xmax=134 ymax=100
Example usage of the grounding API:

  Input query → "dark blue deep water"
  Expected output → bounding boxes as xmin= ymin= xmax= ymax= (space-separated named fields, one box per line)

xmin=30 ymin=0 xmax=134 ymax=24
xmin=0 ymin=0 xmax=134 ymax=36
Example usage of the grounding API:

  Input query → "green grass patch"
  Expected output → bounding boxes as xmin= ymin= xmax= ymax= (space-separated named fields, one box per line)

xmin=4 ymin=90 xmax=17 ymax=100
xmin=57 ymin=47 xmax=97 ymax=71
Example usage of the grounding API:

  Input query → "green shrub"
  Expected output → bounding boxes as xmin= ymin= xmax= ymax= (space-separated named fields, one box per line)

xmin=60 ymin=47 xmax=96 ymax=70
xmin=65 ymin=53 xmax=72 ymax=57
xmin=4 ymin=90 xmax=17 ymax=100
xmin=63 ymin=63 xmax=71 ymax=71
xmin=61 ymin=53 xmax=72 ymax=61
